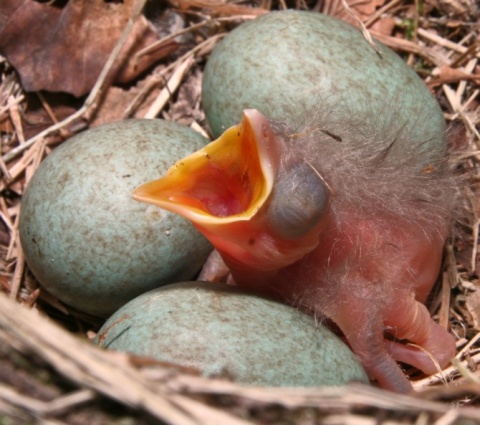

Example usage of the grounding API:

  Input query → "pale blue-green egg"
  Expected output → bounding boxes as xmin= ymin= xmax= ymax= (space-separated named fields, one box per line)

xmin=19 ymin=120 xmax=212 ymax=317
xmin=202 ymin=11 xmax=445 ymax=159
xmin=95 ymin=281 xmax=369 ymax=386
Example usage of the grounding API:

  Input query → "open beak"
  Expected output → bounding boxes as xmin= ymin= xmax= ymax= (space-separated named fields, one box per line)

xmin=133 ymin=109 xmax=329 ymax=273
xmin=133 ymin=109 xmax=280 ymax=226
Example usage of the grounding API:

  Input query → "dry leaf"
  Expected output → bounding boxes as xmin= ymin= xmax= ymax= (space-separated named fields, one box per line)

xmin=321 ymin=0 xmax=387 ymax=26
xmin=0 ymin=0 xmax=177 ymax=97
xmin=171 ymin=0 xmax=268 ymax=16
xmin=370 ymin=16 xmax=396 ymax=36
xmin=89 ymin=80 xmax=161 ymax=127
xmin=20 ymin=93 xmax=81 ymax=140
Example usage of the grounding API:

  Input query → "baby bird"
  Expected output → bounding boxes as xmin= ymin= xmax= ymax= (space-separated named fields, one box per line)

xmin=133 ymin=104 xmax=459 ymax=393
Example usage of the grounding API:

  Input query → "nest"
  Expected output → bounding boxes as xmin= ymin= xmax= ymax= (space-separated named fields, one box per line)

xmin=1 ymin=0 xmax=480 ymax=423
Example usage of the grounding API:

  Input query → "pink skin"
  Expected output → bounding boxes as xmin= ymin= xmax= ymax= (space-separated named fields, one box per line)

xmin=221 ymin=210 xmax=455 ymax=392
xmin=134 ymin=110 xmax=456 ymax=393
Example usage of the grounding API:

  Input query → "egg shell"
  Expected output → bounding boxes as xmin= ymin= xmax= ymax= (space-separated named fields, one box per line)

xmin=19 ymin=120 xmax=212 ymax=317
xmin=95 ymin=281 xmax=369 ymax=387
xmin=202 ymin=10 xmax=445 ymax=151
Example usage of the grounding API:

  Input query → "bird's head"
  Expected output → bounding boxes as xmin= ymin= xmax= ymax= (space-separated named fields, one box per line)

xmin=133 ymin=109 xmax=331 ymax=275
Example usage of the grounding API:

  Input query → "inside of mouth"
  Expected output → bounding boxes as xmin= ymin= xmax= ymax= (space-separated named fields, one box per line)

xmin=163 ymin=125 xmax=267 ymax=218
xmin=170 ymin=164 xmax=254 ymax=217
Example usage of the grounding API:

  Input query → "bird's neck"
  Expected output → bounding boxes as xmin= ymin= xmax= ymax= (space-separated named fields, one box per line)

xmin=211 ymin=210 xmax=337 ymax=292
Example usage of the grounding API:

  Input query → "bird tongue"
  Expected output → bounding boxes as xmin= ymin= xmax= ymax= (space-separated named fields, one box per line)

xmin=133 ymin=108 xmax=280 ymax=227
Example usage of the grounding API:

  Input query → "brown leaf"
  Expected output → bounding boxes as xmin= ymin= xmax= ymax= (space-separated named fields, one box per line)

xmin=0 ymin=0 xmax=177 ymax=97
xmin=321 ymin=0 xmax=387 ymax=27
xmin=89 ymin=80 xmax=161 ymax=128
xmin=20 ymin=92 xmax=81 ymax=140
xmin=172 ymin=0 xmax=268 ymax=16
xmin=370 ymin=16 xmax=396 ymax=36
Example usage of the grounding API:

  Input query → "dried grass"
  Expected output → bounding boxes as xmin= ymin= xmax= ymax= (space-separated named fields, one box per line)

xmin=0 ymin=0 xmax=479 ymax=423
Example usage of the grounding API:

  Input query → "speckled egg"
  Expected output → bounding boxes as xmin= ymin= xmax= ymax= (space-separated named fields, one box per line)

xmin=95 ymin=281 xmax=369 ymax=386
xmin=19 ymin=120 xmax=212 ymax=317
xmin=202 ymin=11 xmax=445 ymax=148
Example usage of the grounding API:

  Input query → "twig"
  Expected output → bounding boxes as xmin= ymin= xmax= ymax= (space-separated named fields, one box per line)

xmin=417 ymin=28 xmax=479 ymax=57
xmin=0 ymin=93 xmax=24 ymax=118
xmin=144 ymin=56 xmax=194 ymax=118
xmin=471 ymin=218 xmax=480 ymax=274
xmin=123 ymin=33 xmax=224 ymax=119
xmin=413 ymin=352 xmax=480 ymax=390
xmin=7 ymin=95 xmax=25 ymax=145
xmin=8 ymin=241 xmax=24 ymax=300
xmin=438 ymin=272 xmax=452 ymax=329
xmin=0 ymin=385 xmax=96 ymax=417
xmin=168 ymin=375 xmax=480 ymax=420
xmin=6 ymin=213 xmax=19 ymax=261
xmin=0 ymin=140 xmax=41 ymax=191
xmin=0 ymin=292 xmax=254 ymax=425
xmin=340 ymin=0 xmax=382 ymax=55
xmin=364 ymin=0 xmax=403 ymax=28
xmin=443 ymin=83 xmax=480 ymax=142
xmin=370 ymin=30 xmax=438 ymax=64
xmin=434 ymin=409 xmax=460 ymax=425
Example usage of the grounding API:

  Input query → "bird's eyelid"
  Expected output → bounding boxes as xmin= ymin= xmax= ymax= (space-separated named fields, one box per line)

xmin=266 ymin=161 xmax=331 ymax=240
